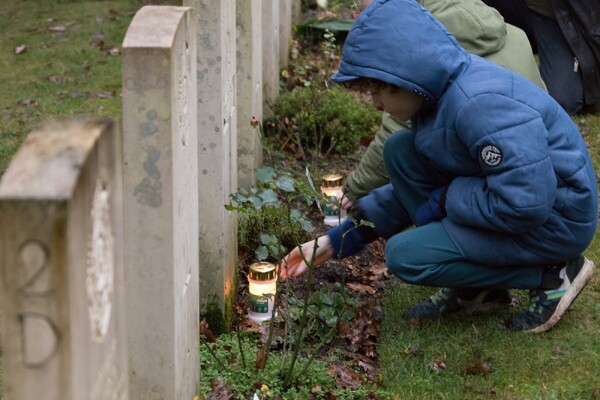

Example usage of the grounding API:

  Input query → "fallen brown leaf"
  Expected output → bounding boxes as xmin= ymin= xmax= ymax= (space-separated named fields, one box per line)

xmin=428 ymin=357 xmax=446 ymax=373
xmin=200 ymin=318 xmax=217 ymax=343
xmin=255 ymin=346 xmax=267 ymax=370
xmin=465 ymin=359 xmax=493 ymax=375
xmin=108 ymin=9 xmax=120 ymax=20
xmin=368 ymin=262 xmax=388 ymax=278
xmin=206 ymin=376 xmax=232 ymax=400
xmin=90 ymin=31 xmax=106 ymax=50
xmin=357 ymin=359 xmax=376 ymax=373
xmin=18 ymin=98 xmax=38 ymax=107
xmin=346 ymin=282 xmax=376 ymax=295
xmin=327 ymin=364 xmax=361 ymax=389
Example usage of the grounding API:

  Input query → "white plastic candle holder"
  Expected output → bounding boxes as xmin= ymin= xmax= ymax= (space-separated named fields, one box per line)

xmin=247 ymin=261 xmax=277 ymax=323
xmin=321 ymin=174 xmax=347 ymax=226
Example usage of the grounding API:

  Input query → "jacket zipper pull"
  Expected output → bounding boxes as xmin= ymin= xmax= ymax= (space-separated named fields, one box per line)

xmin=574 ymin=57 xmax=579 ymax=72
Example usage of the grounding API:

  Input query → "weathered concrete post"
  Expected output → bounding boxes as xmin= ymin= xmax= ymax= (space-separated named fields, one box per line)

xmin=0 ymin=118 xmax=128 ymax=400
xmin=262 ymin=0 xmax=280 ymax=118
xmin=279 ymin=0 xmax=292 ymax=68
xmin=121 ymin=6 xmax=199 ymax=399
xmin=292 ymin=0 xmax=302 ymax=23
xmin=184 ymin=0 xmax=238 ymax=318
xmin=236 ymin=0 xmax=264 ymax=189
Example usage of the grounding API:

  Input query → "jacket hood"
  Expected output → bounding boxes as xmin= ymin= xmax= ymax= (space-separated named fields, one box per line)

xmin=331 ymin=0 xmax=470 ymax=101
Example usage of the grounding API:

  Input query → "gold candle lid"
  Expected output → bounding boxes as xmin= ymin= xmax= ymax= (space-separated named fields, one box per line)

xmin=249 ymin=262 xmax=276 ymax=281
xmin=321 ymin=174 xmax=343 ymax=188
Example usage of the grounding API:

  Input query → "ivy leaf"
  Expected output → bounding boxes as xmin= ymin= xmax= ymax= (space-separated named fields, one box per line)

xmin=320 ymin=308 xmax=338 ymax=326
xmin=248 ymin=195 xmax=263 ymax=209
xmin=276 ymin=175 xmax=295 ymax=192
xmin=259 ymin=189 xmax=278 ymax=205
xmin=260 ymin=233 xmax=278 ymax=246
xmin=255 ymin=166 xmax=276 ymax=183
xmin=268 ymin=244 xmax=282 ymax=257
xmin=298 ymin=217 xmax=315 ymax=233
xmin=289 ymin=209 xmax=315 ymax=233
xmin=255 ymin=246 xmax=269 ymax=261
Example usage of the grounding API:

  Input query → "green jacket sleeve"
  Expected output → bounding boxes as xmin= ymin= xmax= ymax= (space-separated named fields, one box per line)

xmin=420 ymin=0 xmax=545 ymax=90
xmin=485 ymin=24 xmax=547 ymax=90
xmin=343 ymin=113 xmax=407 ymax=203
xmin=418 ymin=0 xmax=506 ymax=56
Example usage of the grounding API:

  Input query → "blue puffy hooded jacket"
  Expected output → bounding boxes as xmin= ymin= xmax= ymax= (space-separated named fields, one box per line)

xmin=331 ymin=0 xmax=598 ymax=263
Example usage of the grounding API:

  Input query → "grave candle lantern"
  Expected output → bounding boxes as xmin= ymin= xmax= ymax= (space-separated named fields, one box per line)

xmin=320 ymin=174 xmax=347 ymax=226
xmin=247 ymin=261 xmax=277 ymax=323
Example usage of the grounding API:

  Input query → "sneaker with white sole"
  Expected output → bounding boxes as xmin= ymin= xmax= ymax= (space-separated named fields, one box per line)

xmin=511 ymin=255 xmax=595 ymax=333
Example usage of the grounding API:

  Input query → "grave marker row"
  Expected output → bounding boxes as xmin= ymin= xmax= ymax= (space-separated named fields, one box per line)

xmin=0 ymin=0 xmax=298 ymax=398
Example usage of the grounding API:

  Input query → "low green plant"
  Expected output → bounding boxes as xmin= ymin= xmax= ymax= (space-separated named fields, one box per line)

xmin=199 ymin=333 xmax=392 ymax=399
xmin=287 ymin=286 xmax=359 ymax=344
xmin=272 ymin=28 xmax=380 ymax=159
xmin=270 ymin=86 xmax=380 ymax=158
xmin=224 ymin=165 xmax=382 ymax=396
xmin=228 ymin=166 xmax=315 ymax=261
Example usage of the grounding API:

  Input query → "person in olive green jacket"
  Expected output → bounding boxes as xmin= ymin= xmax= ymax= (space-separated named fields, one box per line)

xmin=338 ymin=0 xmax=546 ymax=207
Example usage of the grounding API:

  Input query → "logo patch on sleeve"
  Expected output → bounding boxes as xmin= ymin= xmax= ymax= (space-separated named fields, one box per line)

xmin=480 ymin=145 xmax=502 ymax=166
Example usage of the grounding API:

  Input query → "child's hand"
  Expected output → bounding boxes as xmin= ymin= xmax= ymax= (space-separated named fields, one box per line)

xmin=415 ymin=186 xmax=448 ymax=226
xmin=279 ymin=236 xmax=333 ymax=278
xmin=335 ymin=189 xmax=353 ymax=210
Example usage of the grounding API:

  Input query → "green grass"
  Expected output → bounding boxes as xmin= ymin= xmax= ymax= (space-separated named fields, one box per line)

xmin=380 ymin=278 xmax=600 ymax=399
xmin=0 ymin=0 xmax=177 ymax=175
xmin=379 ymin=111 xmax=600 ymax=398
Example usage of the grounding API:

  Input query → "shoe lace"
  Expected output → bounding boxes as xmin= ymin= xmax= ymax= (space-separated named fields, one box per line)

xmin=430 ymin=288 xmax=452 ymax=304
xmin=527 ymin=289 xmax=540 ymax=313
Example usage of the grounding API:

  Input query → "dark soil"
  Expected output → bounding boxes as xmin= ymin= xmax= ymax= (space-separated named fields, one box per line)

xmin=231 ymin=144 xmax=394 ymax=391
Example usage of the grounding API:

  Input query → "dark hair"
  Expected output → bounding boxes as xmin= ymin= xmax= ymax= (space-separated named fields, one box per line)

xmin=341 ymin=77 xmax=401 ymax=94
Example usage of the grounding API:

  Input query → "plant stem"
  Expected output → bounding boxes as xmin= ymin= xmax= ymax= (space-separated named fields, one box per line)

xmin=257 ymin=263 xmax=283 ymax=370
xmin=282 ymin=234 xmax=319 ymax=389
xmin=235 ymin=328 xmax=246 ymax=369
xmin=201 ymin=338 xmax=228 ymax=372
xmin=295 ymin=324 xmax=336 ymax=380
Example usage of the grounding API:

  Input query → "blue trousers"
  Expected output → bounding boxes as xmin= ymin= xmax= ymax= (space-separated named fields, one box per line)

xmin=381 ymin=130 xmax=544 ymax=289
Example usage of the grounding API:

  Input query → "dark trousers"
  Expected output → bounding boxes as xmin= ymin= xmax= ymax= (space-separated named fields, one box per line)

xmin=482 ymin=0 xmax=585 ymax=114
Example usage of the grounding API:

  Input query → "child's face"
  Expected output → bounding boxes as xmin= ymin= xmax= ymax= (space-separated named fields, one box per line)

xmin=371 ymin=86 xmax=424 ymax=120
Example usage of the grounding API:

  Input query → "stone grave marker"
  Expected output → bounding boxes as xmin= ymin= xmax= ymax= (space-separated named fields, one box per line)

xmin=236 ymin=0 xmax=264 ymax=189
xmin=184 ymin=0 xmax=238 ymax=314
xmin=0 ymin=118 xmax=128 ymax=400
xmin=121 ymin=6 xmax=199 ymax=399
xmin=279 ymin=0 xmax=292 ymax=67
xmin=262 ymin=0 xmax=280 ymax=118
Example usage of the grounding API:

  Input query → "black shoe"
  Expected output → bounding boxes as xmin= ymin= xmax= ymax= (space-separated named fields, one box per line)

xmin=407 ymin=287 xmax=513 ymax=319
xmin=511 ymin=256 xmax=595 ymax=333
